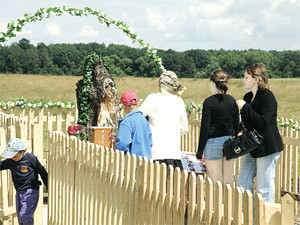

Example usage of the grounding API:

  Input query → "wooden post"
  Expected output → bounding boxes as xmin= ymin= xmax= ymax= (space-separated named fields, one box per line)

xmin=31 ymin=123 xmax=44 ymax=224
xmin=281 ymin=194 xmax=294 ymax=225
xmin=56 ymin=108 xmax=62 ymax=132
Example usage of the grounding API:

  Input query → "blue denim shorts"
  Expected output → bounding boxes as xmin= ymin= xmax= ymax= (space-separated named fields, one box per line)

xmin=204 ymin=136 xmax=230 ymax=160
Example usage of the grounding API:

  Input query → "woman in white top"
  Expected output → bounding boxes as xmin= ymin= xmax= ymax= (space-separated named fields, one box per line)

xmin=140 ymin=70 xmax=188 ymax=170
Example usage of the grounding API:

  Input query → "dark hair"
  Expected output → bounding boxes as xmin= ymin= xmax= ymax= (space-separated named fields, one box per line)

xmin=210 ymin=70 xmax=231 ymax=98
xmin=245 ymin=62 xmax=269 ymax=90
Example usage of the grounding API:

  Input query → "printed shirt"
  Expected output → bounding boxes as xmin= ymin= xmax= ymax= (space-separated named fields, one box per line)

xmin=0 ymin=152 xmax=48 ymax=191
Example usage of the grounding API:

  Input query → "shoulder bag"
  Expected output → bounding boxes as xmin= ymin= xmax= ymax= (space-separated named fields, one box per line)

xmin=223 ymin=124 xmax=263 ymax=160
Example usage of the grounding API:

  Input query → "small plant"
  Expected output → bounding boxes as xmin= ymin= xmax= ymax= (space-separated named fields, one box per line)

xmin=67 ymin=125 xmax=85 ymax=139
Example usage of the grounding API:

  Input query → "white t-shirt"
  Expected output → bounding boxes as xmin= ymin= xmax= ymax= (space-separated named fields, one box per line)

xmin=140 ymin=92 xmax=188 ymax=160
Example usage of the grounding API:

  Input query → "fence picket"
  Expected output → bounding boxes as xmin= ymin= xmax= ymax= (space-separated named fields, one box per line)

xmin=166 ymin=165 xmax=174 ymax=225
xmin=224 ymin=184 xmax=232 ymax=225
xmin=187 ymin=172 xmax=196 ymax=224
xmin=180 ymin=170 xmax=188 ymax=225
xmin=214 ymin=181 xmax=223 ymax=225
xmin=158 ymin=163 xmax=167 ymax=225
xmin=196 ymin=175 xmax=205 ymax=225
xmin=243 ymin=190 xmax=253 ymax=225
xmin=205 ymin=177 xmax=213 ymax=225
xmin=254 ymin=193 xmax=266 ymax=225
xmin=173 ymin=167 xmax=181 ymax=224
xmin=234 ymin=187 xmax=243 ymax=225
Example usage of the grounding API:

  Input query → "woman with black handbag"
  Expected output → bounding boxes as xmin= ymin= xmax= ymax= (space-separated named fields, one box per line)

xmin=236 ymin=62 xmax=283 ymax=203
xmin=196 ymin=70 xmax=239 ymax=186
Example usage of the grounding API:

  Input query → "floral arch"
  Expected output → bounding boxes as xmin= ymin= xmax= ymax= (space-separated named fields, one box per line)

xmin=0 ymin=6 xmax=165 ymax=72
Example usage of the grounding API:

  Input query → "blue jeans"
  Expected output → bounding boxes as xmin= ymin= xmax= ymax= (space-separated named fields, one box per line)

xmin=237 ymin=152 xmax=281 ymax=203
xmin=204 ymin=136 xmax=230 ymax=160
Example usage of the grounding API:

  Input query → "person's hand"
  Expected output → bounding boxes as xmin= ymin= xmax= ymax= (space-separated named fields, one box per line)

xmin=236 ymin=100 xmax=246 ymax=110
xmin=196 ymin=152 xmax=202 ymax=160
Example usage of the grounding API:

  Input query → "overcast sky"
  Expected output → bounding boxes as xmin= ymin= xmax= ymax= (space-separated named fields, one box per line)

xmin=0 ymin=0 xmax=299 ymax=51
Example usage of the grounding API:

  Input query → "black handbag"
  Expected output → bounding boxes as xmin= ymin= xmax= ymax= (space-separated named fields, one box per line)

xmin=223 ymin=128 xmax=263 ymax=160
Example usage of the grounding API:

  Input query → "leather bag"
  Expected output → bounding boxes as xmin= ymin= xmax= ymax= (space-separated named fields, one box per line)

xmin=223 ymin=130 xmax=263 ymax=160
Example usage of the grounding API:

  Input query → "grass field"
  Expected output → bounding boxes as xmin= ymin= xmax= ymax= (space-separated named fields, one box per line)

xmin=0 ymin=74 xmax=299 ymax=122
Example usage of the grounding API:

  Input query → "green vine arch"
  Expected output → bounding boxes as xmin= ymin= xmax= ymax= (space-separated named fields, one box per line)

xmin=0 ymin=6 xmax=165 ymax=72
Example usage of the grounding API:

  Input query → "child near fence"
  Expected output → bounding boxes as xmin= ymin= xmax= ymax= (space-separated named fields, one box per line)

xmin=115 ymin=91 xmax=152 ymax=159
xmin=0 ymin=138 xmax=48 ymax=225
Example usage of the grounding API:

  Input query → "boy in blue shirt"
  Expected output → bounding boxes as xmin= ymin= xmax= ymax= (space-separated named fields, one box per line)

xmin=0 ymin=138 xmax=48 ymax=225
xmin=116 ymin=91 xmax=152 ymax=159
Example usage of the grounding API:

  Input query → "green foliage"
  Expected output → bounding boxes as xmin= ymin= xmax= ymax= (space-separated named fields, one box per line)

xmin=0 ymin=40 xmax=300 ymax=78
xmin=76 ymin=53 xmax=98 ymax=132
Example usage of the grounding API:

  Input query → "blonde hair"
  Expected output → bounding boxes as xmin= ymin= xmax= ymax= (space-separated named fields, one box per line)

xmin=210 ymin=70 xmax=231 ymax=98
xmin=246 ymin=63 xmax=269 ymax=90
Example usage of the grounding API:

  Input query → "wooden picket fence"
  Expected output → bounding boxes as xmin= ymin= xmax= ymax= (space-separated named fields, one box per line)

xmin=48 ymin=131 xmax=294 ymax=225
xmin=181 ymin=110 xmax=300 ymax=222
xmin=0 ymin=107 xmax=299 ymax=224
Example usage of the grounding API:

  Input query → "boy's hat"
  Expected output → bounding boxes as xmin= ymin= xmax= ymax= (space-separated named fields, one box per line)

xmin=120 ymin=91 xmax=138 ymax=105
xmin=1 ymin=138 xmax=26 ymax=159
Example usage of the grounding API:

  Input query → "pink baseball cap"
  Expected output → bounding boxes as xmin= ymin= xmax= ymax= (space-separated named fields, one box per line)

xmin=120 ymin=91 xmax=138 ymax=105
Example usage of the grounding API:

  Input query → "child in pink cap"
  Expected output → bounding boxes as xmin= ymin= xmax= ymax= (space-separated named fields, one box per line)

xmin=115 ymin=91 xmax=152 ymax=159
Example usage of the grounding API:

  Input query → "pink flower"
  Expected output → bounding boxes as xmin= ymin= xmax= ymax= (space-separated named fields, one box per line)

xmin=67 ymin=126 xmax=75 ymax=135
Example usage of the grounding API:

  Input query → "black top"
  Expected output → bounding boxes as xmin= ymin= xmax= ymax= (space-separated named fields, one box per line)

xmin=196 ymin=94 xmax=240 ymax=159
xmin=241 ymin=88 xmax=283 ymax=158
xmin=0 ymin=153 xmax=48 ymax=191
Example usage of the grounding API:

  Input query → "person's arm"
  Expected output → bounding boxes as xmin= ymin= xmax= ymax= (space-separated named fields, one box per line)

xmin=196 ymin=100 xmax=211 ymax=159
xmin=115 ymin=124 xmax=132 ymax=153
xmin=0 ymin=159 xmax=10 ymax=170
xmin=179 ymin=98 xmax=188 ymax=135
xmin=233 ymin=101 xmax=240 ymax=136
xmin=35 ymin=157 xmax=48 ymax=189
xmin=241 ymin=91 xmax=277 ymax=132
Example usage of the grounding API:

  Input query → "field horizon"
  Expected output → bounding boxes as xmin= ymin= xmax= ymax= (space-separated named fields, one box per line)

xmin=0 ymin=74 xmax=299 ymax=122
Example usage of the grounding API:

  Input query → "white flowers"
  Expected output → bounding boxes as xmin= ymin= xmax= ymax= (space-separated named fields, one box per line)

xmin=0 ymin=98 xmax=76 ymax=110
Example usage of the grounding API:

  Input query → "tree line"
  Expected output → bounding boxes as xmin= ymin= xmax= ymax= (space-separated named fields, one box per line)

xmin=0 ymin=38 xmax=299 ymax=78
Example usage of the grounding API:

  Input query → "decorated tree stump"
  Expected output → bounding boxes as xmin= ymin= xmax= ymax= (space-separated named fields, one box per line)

xmin=76 ymin=54 xmax=121 ymax=148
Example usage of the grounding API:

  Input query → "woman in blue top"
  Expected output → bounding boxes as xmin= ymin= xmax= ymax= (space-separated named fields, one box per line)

xmin=196 ymin=70 xmax=239 ymax=186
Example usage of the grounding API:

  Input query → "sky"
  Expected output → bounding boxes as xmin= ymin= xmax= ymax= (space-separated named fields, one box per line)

xmin=0 ymin=0 xmax=299 ymax=51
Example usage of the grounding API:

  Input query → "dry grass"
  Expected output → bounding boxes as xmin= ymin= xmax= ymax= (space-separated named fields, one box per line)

xmin=0 ymin=74 xmax=299 ymax=121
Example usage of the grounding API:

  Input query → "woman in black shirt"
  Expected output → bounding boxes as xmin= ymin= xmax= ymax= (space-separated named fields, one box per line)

xmin=236 ymin=62 xmax=283 ymax=203
xmin=196 ymin=70 xmax=239 ymax=185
